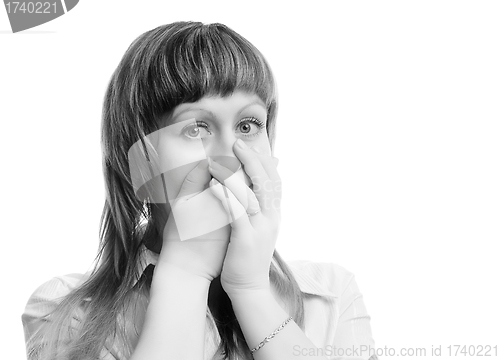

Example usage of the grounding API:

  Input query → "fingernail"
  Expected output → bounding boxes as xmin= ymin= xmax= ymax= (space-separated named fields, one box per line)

xmin=209 ymin=178 xmax=219 ymax=187
xmin=272 ymin=157 xmax=279 ymax=166
xmin=235 ymin=139 xmax=248 ymax=150
xmin=251 ymin=146 xmax=261 ymax=153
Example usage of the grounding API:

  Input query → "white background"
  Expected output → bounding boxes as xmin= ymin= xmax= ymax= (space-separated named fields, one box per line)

xmin=1 ymin=1 xmax=499 ymax=359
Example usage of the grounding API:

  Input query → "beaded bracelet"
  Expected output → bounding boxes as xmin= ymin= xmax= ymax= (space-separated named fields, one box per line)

xmin=250 ymin=316 xmax=293 ymax=355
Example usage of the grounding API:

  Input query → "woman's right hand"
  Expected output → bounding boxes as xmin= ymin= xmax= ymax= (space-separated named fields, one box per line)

xmin=158 ymin=159 xmax=231 ymax=281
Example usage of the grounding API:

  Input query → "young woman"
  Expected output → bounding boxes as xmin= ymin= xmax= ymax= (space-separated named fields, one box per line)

xmin=22 ymin=21 xmax=376 ymax=360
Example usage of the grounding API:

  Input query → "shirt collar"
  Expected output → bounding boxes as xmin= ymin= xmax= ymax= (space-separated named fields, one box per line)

xmin=134 ymin=246 xmax=337 ymax=298
xmin=288 ymin=261 xmax=338 ymax=298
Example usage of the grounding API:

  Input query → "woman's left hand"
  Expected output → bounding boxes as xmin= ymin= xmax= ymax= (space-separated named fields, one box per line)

xmin=208 ymin=139 xmax=281 ymax=298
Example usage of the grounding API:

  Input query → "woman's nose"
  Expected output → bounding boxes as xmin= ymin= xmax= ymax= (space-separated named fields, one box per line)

xmin=207 ymin=130 xmax=241 ymax=172
xmin=210 ymin=156 xmax=241 ymax=173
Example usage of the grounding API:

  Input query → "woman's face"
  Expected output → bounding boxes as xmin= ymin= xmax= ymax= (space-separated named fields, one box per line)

xmin=154 ymin=90 xmax=271 ymax=206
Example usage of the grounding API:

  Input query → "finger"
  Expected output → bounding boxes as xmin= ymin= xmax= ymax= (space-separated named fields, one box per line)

xmin=175 ymin=160 xmax=210 ymax=202
xmin=232 ymin=140 xmax=275 ymax=208
xmin=251 ymin=147 xmax=281 ymax=184
xmin=169 ymin=185 xmax=234 ymax=241
xmin=208 ymin=158 xmax=260 ymax=214
xmin=251 ymin=150 xmax=281 ymax=211
xmin=209 ymin=179 xmax=251 ymax=228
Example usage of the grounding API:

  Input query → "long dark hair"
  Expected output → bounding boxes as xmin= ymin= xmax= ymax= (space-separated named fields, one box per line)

xmin=26 ymin=22 xmax=304 ymax=360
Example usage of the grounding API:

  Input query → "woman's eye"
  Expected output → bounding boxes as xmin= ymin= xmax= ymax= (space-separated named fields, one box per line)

xmin=237 ymin=117 xmax=265 ymax=136
xmin=182 ymin=122 xmax=211 ymax=139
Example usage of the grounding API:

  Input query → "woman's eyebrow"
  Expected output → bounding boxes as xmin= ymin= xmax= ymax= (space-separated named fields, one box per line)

xmin=236 ymin=101 xmax=267 ymax=116
xmin=169 ymin=108 xmax=216 ymax=124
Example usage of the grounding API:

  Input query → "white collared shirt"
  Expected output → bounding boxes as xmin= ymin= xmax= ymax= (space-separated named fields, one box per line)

xmin=22 ymin=248 xmax=376 ymax=360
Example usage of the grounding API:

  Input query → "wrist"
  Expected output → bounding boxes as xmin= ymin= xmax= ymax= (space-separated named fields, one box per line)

xmin=221 ymin=274 xmax=271 ymax=300
xmin=226 ymin=286 xmax=274 ymax=305
xmin=228 ymin=287 xmax=292 ymax=355
xmin=151 ymin=260 xmax=211 ymax=298
xmin=135 ymin=258 xmax=211 ymax=360
xmin=157 ymin=245 xmax=220 ymax=282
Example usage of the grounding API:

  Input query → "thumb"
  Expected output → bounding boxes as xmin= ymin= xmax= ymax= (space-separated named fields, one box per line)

xmin=175 ymin=160 xmax=211 ymax=202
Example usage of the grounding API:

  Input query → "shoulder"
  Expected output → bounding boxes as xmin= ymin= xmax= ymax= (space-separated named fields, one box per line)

xmin=26 ymin=273 xmax=90 ymax=303
xmin=22 ymin=273 xmax=90 ymax=323
xmin=286 ymin=260 xmax=357 ymax=298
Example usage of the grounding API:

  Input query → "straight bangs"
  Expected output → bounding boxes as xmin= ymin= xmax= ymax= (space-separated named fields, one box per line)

xmin=164 ymin=23 xmax=276 ymax=105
